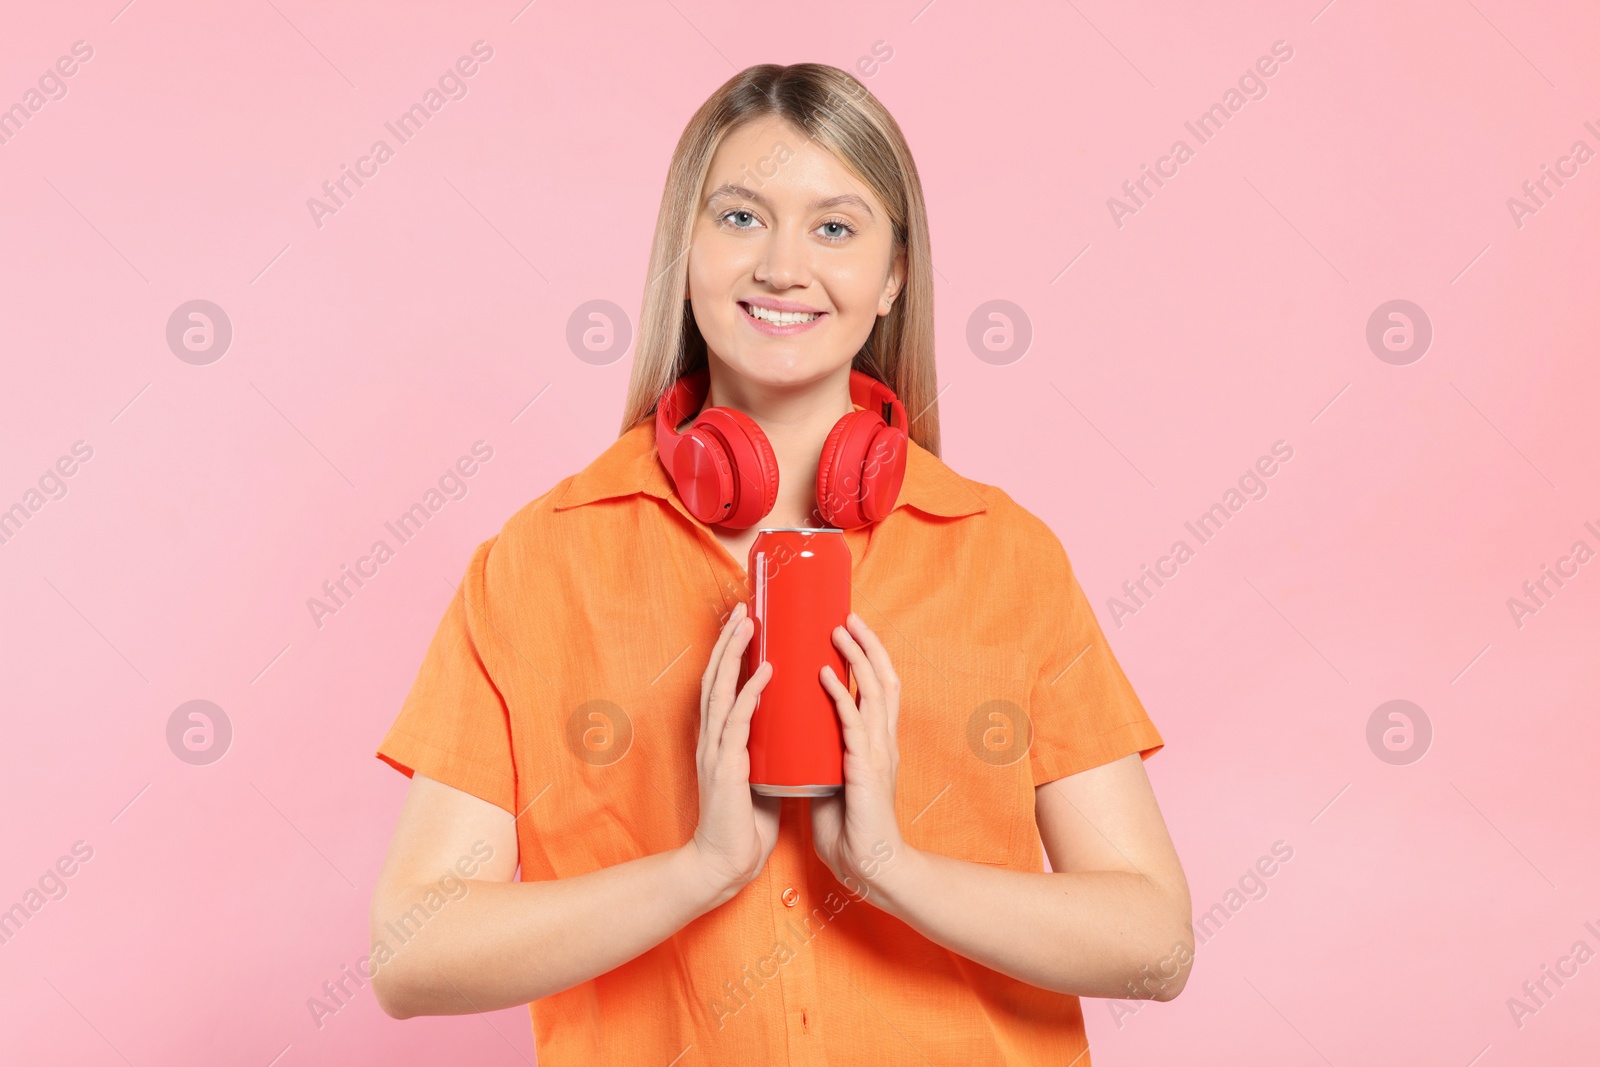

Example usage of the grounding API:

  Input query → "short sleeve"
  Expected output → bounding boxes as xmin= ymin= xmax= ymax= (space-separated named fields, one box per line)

xmin=375 ymin=536 xmax=517 ymax=815
xmin=1027 ymin=532 xmax=1163 ymax=787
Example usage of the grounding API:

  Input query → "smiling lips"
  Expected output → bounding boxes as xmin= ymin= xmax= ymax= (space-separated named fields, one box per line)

xmin=739 ymin=300 xmax=825 ymax=335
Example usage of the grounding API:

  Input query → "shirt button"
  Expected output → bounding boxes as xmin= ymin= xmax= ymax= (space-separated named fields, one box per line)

xmin=781 ymin=887 xmax=799 ymax=907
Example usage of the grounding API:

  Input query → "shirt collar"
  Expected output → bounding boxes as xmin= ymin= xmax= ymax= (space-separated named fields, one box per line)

xmin=552 ymin=419 xmax=987 ymax=519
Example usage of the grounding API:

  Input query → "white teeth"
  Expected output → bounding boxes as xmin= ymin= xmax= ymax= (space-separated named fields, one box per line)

xmin=745 ymin=303 xmax=820 ymax=325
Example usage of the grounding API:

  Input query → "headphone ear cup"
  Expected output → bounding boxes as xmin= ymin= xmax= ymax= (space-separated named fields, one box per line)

xmin=693 ymin=407 xmax=778 ymax=528
xmin=857 ymin=425 xmax=908 ymax=523
xmin=668 ymin=426 xmax=737 ymax=524
xmin=816 ymin=410 xmax=880 ymax=529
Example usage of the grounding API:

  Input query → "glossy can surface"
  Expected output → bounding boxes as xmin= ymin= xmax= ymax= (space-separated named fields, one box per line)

xmin=744 ymin=528 xmax=850 ymax=797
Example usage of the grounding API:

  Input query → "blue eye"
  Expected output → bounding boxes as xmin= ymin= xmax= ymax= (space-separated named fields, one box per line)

xmin=715 ymin=208 xmax=859 ymax=241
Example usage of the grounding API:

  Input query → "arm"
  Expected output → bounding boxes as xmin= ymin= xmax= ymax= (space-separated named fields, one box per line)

xmin=371 ymin=599 xmax=782 ymax=1018
xmin=368 ymin=772 xmax=728 ymax=1018
xmin=811 ymin=613 xmax=1193 ymax=1002
xmin=868 ymin=754 xmax=1194 ymax=1000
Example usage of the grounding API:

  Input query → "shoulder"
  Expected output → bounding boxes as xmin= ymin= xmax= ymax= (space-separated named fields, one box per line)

xmin=499 ymin=474 xmax=580 ymax=542
xmin=916 ymin=447 xmax=1073 ymax=574
xmin=467 ymin=428 xmax=644 ymax=593
xmin=443 ymin=476 xmax=570 ymax=604
xmin=495 ymin=423 xmax=653 ymax=546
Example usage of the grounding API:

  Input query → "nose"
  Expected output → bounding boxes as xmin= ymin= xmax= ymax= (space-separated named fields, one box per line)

xmin=752 ymin=222 xmax=812 ymax=290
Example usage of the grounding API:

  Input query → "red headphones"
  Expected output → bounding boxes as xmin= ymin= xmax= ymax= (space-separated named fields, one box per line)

xmin=655 ymin=366 xmax=910 ymax=530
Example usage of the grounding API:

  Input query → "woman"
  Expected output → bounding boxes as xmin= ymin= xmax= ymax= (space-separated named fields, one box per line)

xmin=370 ymin=63 xmax=1193 ymax=1064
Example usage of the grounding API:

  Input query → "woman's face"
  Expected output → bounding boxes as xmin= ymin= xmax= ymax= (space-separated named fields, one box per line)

xmin=686 ymin=115 xmax=905 ymax=391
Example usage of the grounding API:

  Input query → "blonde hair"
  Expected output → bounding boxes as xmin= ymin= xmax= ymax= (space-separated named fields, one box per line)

xmin=618 ymin=63 xmax=943 ymax=457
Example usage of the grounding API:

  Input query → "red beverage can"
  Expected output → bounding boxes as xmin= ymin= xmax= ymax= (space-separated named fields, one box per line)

xmin=744 ymin=527 xmax=850 ymax=797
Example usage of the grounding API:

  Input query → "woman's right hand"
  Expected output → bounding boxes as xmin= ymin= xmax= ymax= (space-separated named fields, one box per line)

xmin=686 ymin=600 xmax=780 ymax=904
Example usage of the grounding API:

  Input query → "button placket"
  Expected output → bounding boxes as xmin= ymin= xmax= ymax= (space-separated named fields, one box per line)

xmin=763 ymin=799 xmax=832 ymax=1066
xmin=790 ymin=801 xmax=834 ymax=1066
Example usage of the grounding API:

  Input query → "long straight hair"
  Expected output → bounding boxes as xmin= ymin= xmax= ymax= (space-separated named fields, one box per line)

xmin=618 ymin=63 xmax=943 ymax=457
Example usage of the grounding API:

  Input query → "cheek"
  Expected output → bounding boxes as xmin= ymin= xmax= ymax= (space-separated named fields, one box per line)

xmin=689 ymin=292 xmax=734 ymax=345
xmin=685 ymin=260 xmax=727 ymax=319
xmin=818 ymin=263 xmax=882 ymax=313
xmin=689 ymin=237 xmax=756 ymax=299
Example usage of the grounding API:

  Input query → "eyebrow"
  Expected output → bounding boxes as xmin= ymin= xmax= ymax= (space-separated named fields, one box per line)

xmin=705 ymin=183 xmax=876 ymax=221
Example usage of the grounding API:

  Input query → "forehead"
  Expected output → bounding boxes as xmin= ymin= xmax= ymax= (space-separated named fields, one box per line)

xmin=703 ymin=115 xmax=879 ymax=210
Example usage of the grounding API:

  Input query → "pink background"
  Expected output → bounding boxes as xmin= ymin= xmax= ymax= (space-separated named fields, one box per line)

xmin=2 ymin=0 xmax=1597 ymax=1063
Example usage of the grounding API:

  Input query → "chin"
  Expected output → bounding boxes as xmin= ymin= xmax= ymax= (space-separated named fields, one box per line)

xmin=719 ymin=352 xmax=852 ymax=389
xmin=726 ymin=358 xmax=851 ymax=391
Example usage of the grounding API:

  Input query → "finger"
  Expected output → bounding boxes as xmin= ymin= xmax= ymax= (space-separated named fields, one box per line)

xmin=832 ymin=623 xmax=883 ymax=719
xmin=719 ymin=659 xmax=772 ymax=757
xmin=700 ymin=604 xmax=748 ymax=764
xmin=701 ymin=604 xmax=745 ymax=712
xmin=848 ymin=613 xmax=901 ymax=741
xmin=707 ymin=614 xmax=755 ymax=754
xmin=820 ymin=663 xmax=866 ymax=747
xmin=846 ymin=613 xmax=899 ymax=701
xmin=699 ymin=601 xmax=746 ymax=750
xmin=707 ymin=613 xmax=753 ymax=742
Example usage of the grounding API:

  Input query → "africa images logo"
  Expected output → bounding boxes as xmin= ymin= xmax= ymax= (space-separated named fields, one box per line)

xmin=305 ymin=41 xmax=495 ymax=229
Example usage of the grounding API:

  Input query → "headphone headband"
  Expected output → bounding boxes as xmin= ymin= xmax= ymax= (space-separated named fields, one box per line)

xmin=654 ymin=365 xmax=910 ymax=529
xmin=656 ymin=367 xmax=906 ymax=451
xmin=653 ymin=367 xmax=700 ymax=474
xmin=852 ymin=370 xmax=908 ymax=435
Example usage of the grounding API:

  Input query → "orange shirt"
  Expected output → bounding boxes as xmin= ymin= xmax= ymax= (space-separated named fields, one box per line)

xmin=376 ymin=418 xmax=1163 ymax=1065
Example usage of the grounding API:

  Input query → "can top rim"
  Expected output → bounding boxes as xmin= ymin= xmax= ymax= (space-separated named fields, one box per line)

xmin=754 ymin=526 xmax=844 ymax=533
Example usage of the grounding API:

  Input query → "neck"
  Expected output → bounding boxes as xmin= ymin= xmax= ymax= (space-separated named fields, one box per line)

xmin=701 ymin=358 xmax=856 ymax=529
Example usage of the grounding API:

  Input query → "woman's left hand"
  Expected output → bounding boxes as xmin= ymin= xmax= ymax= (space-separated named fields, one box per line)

xmin=810 ymin=612 xmax=908 ymax=901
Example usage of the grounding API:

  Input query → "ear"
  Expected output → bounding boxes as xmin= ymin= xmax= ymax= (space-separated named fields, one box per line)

xmin=878 ymin=247 xmax=907 ymax=316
